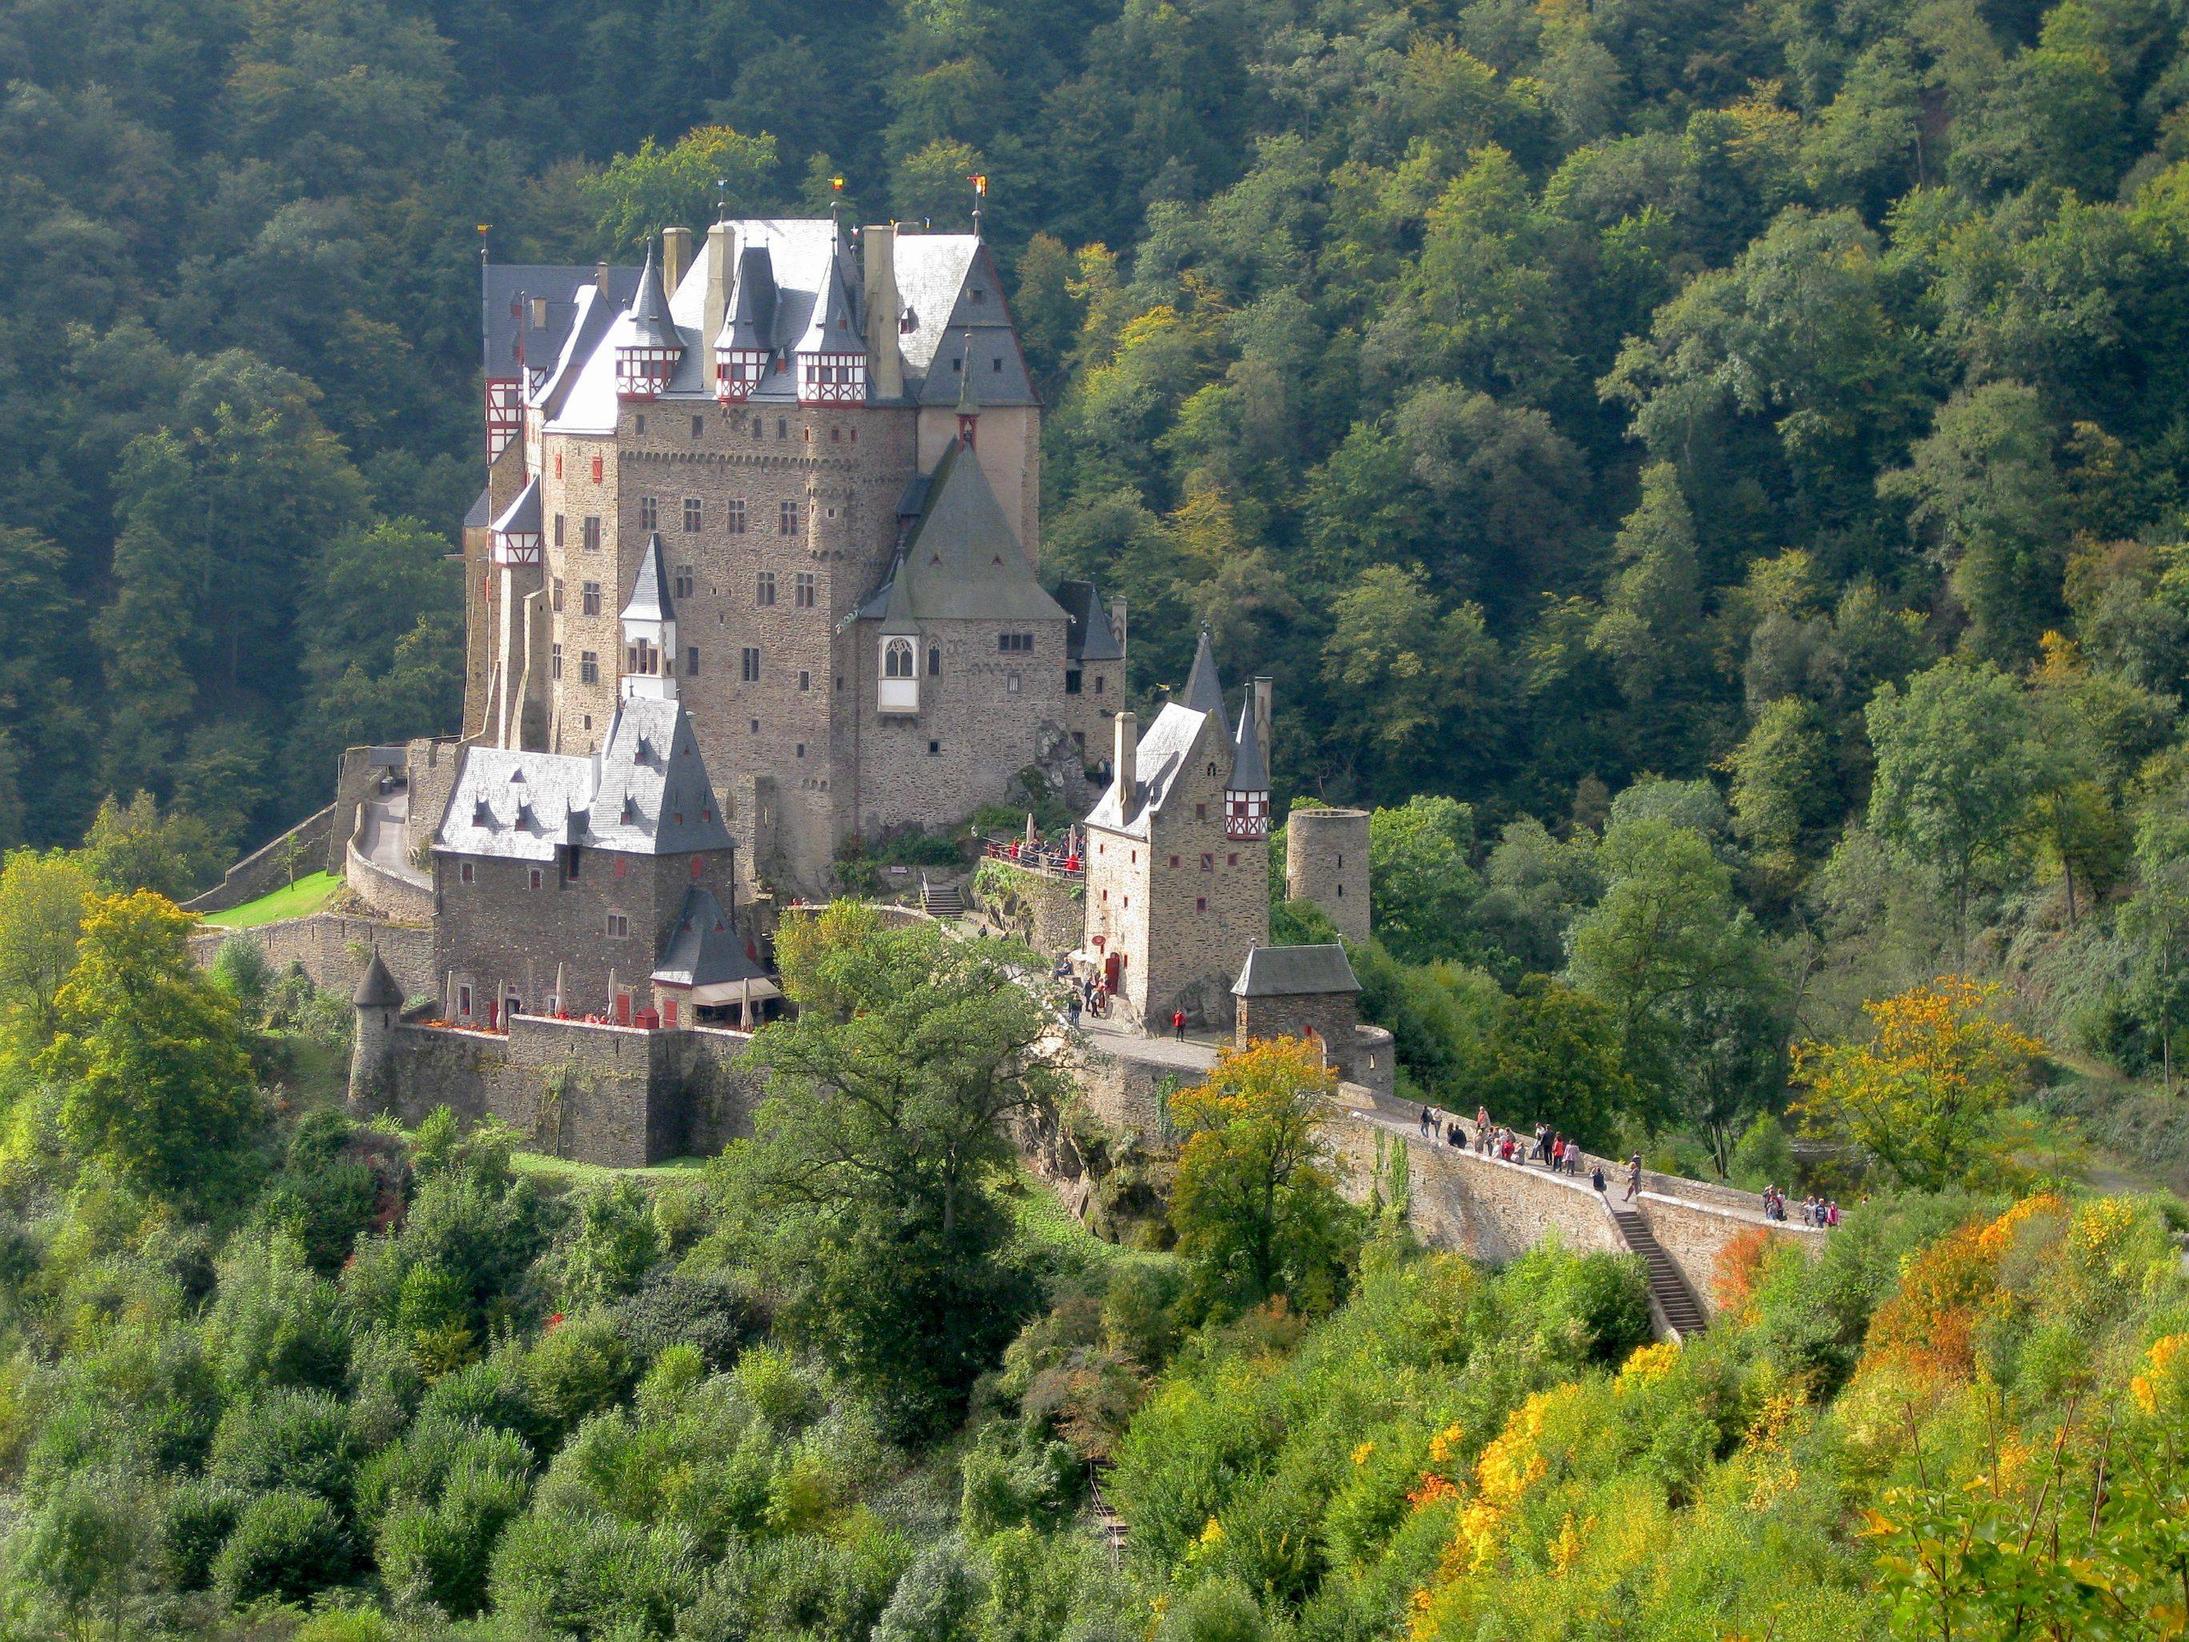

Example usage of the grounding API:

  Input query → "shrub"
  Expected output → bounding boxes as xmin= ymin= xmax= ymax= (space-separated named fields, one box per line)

xmin=211 ymin=1488 xmax=351 ymax=1606
xmin=376 ymin=1441 xmax=530 ymax=1618
xmin=207 ymin=1387 xmax=361 ymax=1509
xmin=872 ymin=1536 xmax=983 ymax=1642
xmin=487 ymin=1508 xmax=700 ymax=1637
xmin=201 ymin=1232 xmax=351 ymax=1396
xmin=552 ymin=1179 xmax=663 ymax=1308
xmin=158 ymin=1478 xmax=246 ymax=1592
xmin=1158 ymin=1579 xmax=1267 ymax=1642
xmin=524 ymin=1313 xmax=634 ymax=1439
xmin=415 ymin=1344 xmax=543 ymax=1452
xmin=609 ymin=1270 xmax=763 ymax=1372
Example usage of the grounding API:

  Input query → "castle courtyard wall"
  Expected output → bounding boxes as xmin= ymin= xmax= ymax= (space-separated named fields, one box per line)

xmin=190 ymin=913 xmax=435 ymax=1004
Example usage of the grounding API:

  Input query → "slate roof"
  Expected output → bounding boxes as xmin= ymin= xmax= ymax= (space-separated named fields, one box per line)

xmin=353 ymin=948 xmax=405 ymax=1007
xmin=651 ymin=886 xmax=769 ymax=988
xmin=1182 ymin=630 xmax=1226 ymax=716
xmin=491 ymin=474 xmax=541 ymax=538
xmin=436 ymin=698 xmax=733 ymax=862
xmin=1083 ymin=702 xmax=1219 ymax=839
xmin=464 ymin=485 xmax=491 ymax=530
xmin=1232 ymin=944 xmax=1360 ymax=998
xmin=856 ymin=440 xmax=1064 ymax=627
xmin=483 ymin=262 xmax=638 ymax=383
xmin=1230 ymin=695 xmax=1269 ymax=792
xmin=1058 ymin=580 xmax=1122 ymax=662
xmin=621 ymin=243 xmax=679 ymax=348
xmin=535 ymin=222 xmax=1036 ymax=432
xmin=622 ymin=532 xmax=675 ymax=625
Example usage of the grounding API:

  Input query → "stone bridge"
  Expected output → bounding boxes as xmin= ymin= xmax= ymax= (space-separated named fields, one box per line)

xmin=1066 ymin=1020 xmax=1824 ymax=1336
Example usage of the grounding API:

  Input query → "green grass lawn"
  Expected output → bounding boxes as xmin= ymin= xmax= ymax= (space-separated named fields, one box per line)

xmin=510 ymin=1151 xmax=713 ymax=1187
xmin=201 ymin=870 xmax=342 ymax=929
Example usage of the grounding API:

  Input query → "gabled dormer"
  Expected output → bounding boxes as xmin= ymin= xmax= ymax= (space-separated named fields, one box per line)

xmin=620 ymin=532 xmax=677 ymax=702
xmin=714 ymin=245 xmax=776 ymax=404
xmin=490 ymin=475 xmax=543 ymax=566
xmin=1227 ymin=679 xmax=1273 ymax=842
xmin=795 ymin=257 xmax=866 ymax=405
xmin=613 ymin=241 xmax=681 ymax=402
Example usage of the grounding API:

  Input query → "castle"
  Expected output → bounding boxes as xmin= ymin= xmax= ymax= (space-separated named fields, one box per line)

xmin=257 ymin=214 xmax=1391 ymax=1161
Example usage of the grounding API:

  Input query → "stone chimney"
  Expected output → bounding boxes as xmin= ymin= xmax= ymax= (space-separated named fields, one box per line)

xmin=1109 ymin=597 xmax=1129 ymax=658
xmin=1113 ymin=711 xmax=1137 ymax=809
xmin=702 ymin=221 xmax=735 ymax=351
xmin=661 ymin=227 xmax=692 ymax=295
xmin=595 ymin=260 xmax=612 ymax=298
xmin=1251 ymin=675 xmax=1273 ymax=749
xmin=862 ymin=224 xmax=904 ymax=400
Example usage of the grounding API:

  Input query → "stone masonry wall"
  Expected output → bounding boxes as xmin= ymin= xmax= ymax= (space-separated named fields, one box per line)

xmin=189 ymin=914 xmax=436 ymax=1003
xmin=372 ymin=1016 xmax=762 ymax=1165
xmin=185 ymin=805 xmax=337 ymax=915
xmin=971 ymin=859 xmax=1084 ymax=960
xmin=1637 ymin=1192 xmax=1825 ymax=1315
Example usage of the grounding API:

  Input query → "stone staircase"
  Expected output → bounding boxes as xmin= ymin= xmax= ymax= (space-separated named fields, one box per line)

xmin=1611 ymin=1207 xmax=1709 ymax=1337
xmin=920 ymin=877 xmax=967 ymax=917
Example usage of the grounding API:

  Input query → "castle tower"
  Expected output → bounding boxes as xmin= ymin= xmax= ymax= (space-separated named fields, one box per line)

xmin=1285 ymin=805 xmax=1370 ymax=943
xmin=620 ymin=531 xmax=677 ymax=702
xmin=348 ymin=948 xmax=405 ymax=1116
xmin=613 ymin=241 xmax=681 ymax=400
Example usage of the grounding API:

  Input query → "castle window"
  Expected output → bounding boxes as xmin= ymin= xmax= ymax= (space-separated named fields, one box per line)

xmin=795 ymin=743 xmax=806 ymax=758
xmin=552 ymin=643 xmax=562 ymax=679
xmin=582 ymin=581 xmax=601 ymax=615
xmin=830 ymin=426 xmax=841 ymax=443
xmin=883 ymin=638 xmax=915 ymax=679
xmin=750 ymin=719 xmax=759 ymax=733
xmin=1201 ymin=853 xmax=1213 ymax=871
xmin=1066 ymin=670 xmax=1082 ymax=695
xmin=674 ymin=565 xmax=694 ymax=599
xmin=590 ymin=455 xmax=603 ymax=482
xmin=614 ymin=857 xmax=627 ymax=879
xmin=992 ymin=357 xmax=1002 ymax=372
xmin=726 ymin=498 xmax=746 ymax=534
xmin=1196 ymin=896 xmax=1207 ymax=913
xmin=756 ymin=571 xmax=777 ymax=607
xmin=751 ymin=416 xmax=762 ymax=438
xmin=776 ymin=418 xmax=787 ymax=439
xmin=1336 ymin=854 xmax=1343 ymax=869
xmin=795 ymin=572 xmax=815 ymax=608
xmin=580 ymin=651 xmax=599 ymax=684
xmin=1228 ymin=853 xmax=1238 ymax=867
xmin=741 ymin=647 xmax=761 ymax=682
xmin=552 ymin=577 xmax=564 ymax=611
xmin=607 ymin=913 xmax=629 ymax=939
xmin=779 ymin=499 xmax=800 ymax=536
xmin=1095 ymin=675 xmax=1105 ymax=694
xmin=683 ymin=497 xmax=702 ymax=532
xmin=690 ymin=856 xmax=704 ymax=880
xmin=553 ymin=514 xmax=565 ymax=548
xmin=528 ymin=868 xmax=543 ymax=890
xmin=1196 ymin=803 xmax=1207 ymax=820
xmin=554 ymin=452 xmax=563 ymax=478
xmin=798 ymin=670 xmax=811 ymax=691
xmin=634 ymin=414 xmax=646 ymax=434
xmin=928 ymin=646 xmax=940 ymax=676
xmin=997 ymin=632 xmax=1034 ymax=653
xmin=687 ymin=645 xmax=699 ymax=674
xmin=640 ymin=496 xmax=657 ymax=530
xmin=1006 ymin=671 xmax=1020 ymax=695
xmin=1336 ymin=883 xmax=1345 ymax=896
xmin=1169 ymin=854 xmax=1180 ymax=868
xmin=459 ymin=861 xmax=475 ymax=884
xmin=692 ymin=414 xmax=704 ymax=438
xmin=564 ymin=845 xmax=581 ymax=879
xmin=459 ymin=983 xmax=473 ymax=1016
xmin=582 ymin=516 xmax=600 ymax=553
xmin=928 ymin=740 xmax=940 ymax=755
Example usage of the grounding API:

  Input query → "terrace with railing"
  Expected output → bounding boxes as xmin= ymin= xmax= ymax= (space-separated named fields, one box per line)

xmin=980 ymin=836 xmax=1083 ymax=880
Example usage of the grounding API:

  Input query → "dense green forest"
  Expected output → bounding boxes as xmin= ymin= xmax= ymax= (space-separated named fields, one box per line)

xmin=7 ymin=0 xmax=2189 ymax=1634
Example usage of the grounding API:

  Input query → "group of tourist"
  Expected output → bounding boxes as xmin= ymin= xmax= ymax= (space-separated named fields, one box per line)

xmin=1414 ymin=1107 xmax=1589 ymax=1177
xmin=1061 ymin=970 xmax=1111 ymax=1028
xmin=1764 ymin=1186 xmax=1841 ymax=1227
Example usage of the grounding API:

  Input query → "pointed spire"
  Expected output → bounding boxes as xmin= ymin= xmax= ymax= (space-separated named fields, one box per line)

xmin=956 ymin=336 xmax=981 ymax=415
xmin=353 ymin=947 xmax=403 ymax=1009
xmin=1230 ymin=693 xmax=1269 ymax=793
xmin=622 ymin=531 xmax=676 ymax=625
xmin=1182 ymin=628 xmax=1225 ymax=717
xmin=625 ymin=239 xmax=677 ymax=347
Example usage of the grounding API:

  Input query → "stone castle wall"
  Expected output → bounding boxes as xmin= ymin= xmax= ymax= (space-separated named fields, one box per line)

xmin=183 ymin=805 xmax=338 ymax=915
xmin=190 ymin=914 xmax=436 ymax=1004
xmin=371 ymin=1016 xmax=760 ymax=1166
xmin=1286 ymin=807 xmax=1370 ymax=941
xmin=971 ymin=859 xmax=1084 ymax=960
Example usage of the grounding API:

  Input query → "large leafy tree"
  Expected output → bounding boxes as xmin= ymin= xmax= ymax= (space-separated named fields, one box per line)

xmin=715 ymin=902 xmax=1068 ymax=1437
xmin=41 ymin=890 xmax=262 ymax=1210
xmin=1167 ymin=1036 xmax=1360 ymax=1313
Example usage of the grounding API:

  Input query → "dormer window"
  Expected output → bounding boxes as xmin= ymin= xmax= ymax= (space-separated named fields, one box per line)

xmin=715 ymin=345 xmax=767 ymax=404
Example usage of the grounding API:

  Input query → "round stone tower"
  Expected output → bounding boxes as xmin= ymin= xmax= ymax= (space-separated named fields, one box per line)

xmin=348 ymin=948 xmax=405 ymax=1117
xmin=1285 ymin=805 xmax=1371 ymax=943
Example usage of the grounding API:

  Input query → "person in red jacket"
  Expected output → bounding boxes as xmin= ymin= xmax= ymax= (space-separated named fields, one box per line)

xmin=1171 ymin=1008 xmax=1187 ymax=1041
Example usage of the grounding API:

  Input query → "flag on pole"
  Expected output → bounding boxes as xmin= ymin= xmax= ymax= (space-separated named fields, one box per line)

xmin=969 ymin=174 xmax=988 ymax=196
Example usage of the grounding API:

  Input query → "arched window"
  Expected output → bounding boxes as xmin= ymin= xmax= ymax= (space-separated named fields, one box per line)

xmin=928 ymin=645 xmax=941 ymax=676
xmin=884 ymin=638 xmax=915 ymax=679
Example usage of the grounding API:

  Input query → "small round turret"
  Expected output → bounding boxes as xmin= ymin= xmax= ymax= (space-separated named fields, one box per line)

xmin=348 ymin=948 xmax=404 ymax=1116
xmin=1285 ymin=806 xmax=1370 ymax=943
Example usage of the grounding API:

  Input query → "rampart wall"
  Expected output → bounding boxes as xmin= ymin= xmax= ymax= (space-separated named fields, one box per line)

xmin=190 ymin=913 xmax=436 ymax=1004
xmin=183 ymin=805 xmax=337 ymax=914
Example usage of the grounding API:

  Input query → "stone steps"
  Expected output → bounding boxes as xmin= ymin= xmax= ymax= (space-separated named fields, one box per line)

xmin=921 ymin=881 xmax=967 ymax=916
xmin=1612 ymin=1208 xmax=1709 ymax=1336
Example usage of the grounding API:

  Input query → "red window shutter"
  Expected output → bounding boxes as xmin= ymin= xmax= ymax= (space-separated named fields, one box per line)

xmin=590 ymin=455 xmax=603 ymax=482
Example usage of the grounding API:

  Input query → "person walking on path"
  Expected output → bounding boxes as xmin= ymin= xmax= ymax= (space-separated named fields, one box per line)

xmin=1419 ymin=1105 xmax=1433 ymax=1137
xmin=1624 ymin=1154 xmax=1643 ymax=1202
xmin=1067 ymin=994 xmax=1082 ymax=1028
xmin=1591 ymin=1162 xmax=1607 ymax=1193
xmin=1171 ymin=1008 xmax=1187 ymax=1042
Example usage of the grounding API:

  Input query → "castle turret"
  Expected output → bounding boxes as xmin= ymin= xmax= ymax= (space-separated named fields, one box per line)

xmin=1226 ymin=677 xmax=1271 ymax=841
xmin=613 ymin=241 xmax=681 ymax=400
xmin=348 ymin=948 xmax=405 ymax=1116
xmin=714 ymin=244 xmax=775 ymax=403
xmin=620 ymin=532 xmax=677 ymax=701
xmin=1286 ymin=804 xmax=1370 ymax=942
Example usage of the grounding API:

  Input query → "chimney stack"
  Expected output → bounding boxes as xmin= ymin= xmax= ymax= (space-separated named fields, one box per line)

xmin=1251 ymin=676 xmax=1273 ymax=749
xmin=594 ymin=260 xmax=612 ymax=298
xmin=863 ymin=224 xmax=904 ymax=400
xmin=702 ymin=221 xmax=735 ymax=352
xmin=1113 ymin=711 xmax=1137 ymax=810
xmin=1108 ymin=597 xmax=1129 ymax=659
xmin=661 ymin=227 xmax=692 ymax=296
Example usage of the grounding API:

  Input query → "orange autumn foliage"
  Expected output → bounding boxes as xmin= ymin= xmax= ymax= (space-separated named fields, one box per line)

xmin=1713 ymin=1224 xmax=1776 ymax=1318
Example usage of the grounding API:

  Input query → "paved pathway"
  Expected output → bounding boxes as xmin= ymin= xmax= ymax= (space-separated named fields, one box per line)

xmin=358 ymin=793 xmax=429 ymax=887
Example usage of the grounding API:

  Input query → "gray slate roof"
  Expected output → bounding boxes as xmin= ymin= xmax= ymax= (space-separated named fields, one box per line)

xmin=1232 ymin=944 xmax=1360 ymax=998
xmin=491 ymin=474 xmax=541 ymax=538
xmin=1230 ymin=695 xmax=1268 ymax=792
xmin=858 ymin=441 xmax=1064 ymax=627
xmin=1181 ymin=631 xmax=1226 ymax=717
xmin=719 ymin=245 xmax=777 ymax=351
xmin=1058 ymin=580 xmax=1122 ymax=662
xmin=623 ymin=244 xmax=680 ymax=348
xmin=623 ymin=532 xmax=675 ymax=625
xmin=353 ymin=948 xmax=405 ymax=1007
xmin=483 ymin=262 xmax=638 ymax=381
xmin=1083 ymin=702 xmax=1219 ymax=839
xmin=464 ymin=485 xmax=491 ymax=530
xmin=436 ymin=698 xmax=733 ymax=862
xmin=652 ymin=886 xmax=769 ymax=988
